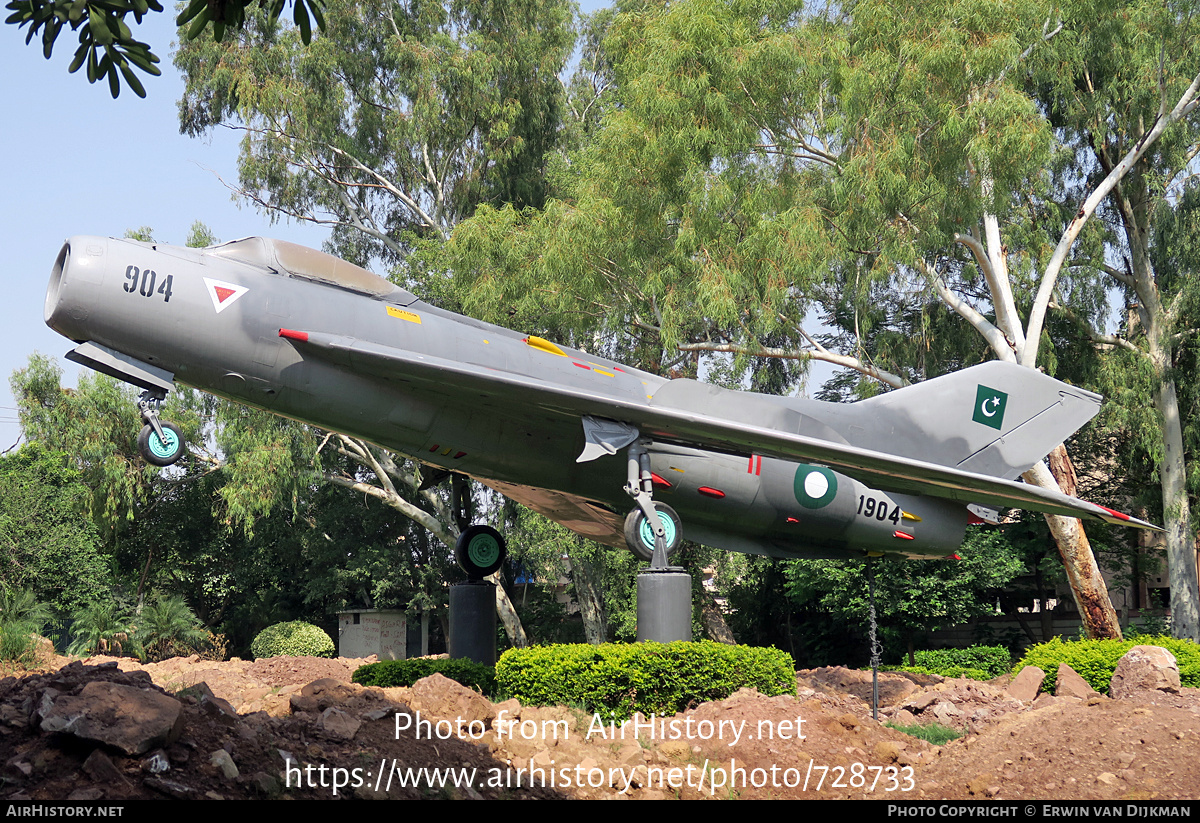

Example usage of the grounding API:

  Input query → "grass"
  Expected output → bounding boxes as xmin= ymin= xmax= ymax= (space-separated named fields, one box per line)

xmin=884 ymin=721 xmax=962 ymax=746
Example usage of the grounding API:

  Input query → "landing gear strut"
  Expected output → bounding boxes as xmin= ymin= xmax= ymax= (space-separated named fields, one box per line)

xmin=624 ymin=440 xmax=682 ymax=568
xmin=136 ymin=391 xmax=185 ymax=467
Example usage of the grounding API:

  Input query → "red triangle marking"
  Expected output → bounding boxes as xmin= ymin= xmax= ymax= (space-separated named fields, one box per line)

xmin=214 ymin=286 xmax=236 ymax=303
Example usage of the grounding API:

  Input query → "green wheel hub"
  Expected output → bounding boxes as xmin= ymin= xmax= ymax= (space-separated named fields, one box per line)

xmin=148 ymin=429 xmax=179 ymax=460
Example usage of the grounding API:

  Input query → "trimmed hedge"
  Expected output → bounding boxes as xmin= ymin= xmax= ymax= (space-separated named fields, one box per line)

xmin=496 ymin=640 xmax=795 ymax=721
xmin=1015 ymin=635 xmax=1200 ymax=694
xmin=352 ymin=658 xmax=495 ymax=694
xmin=910 ymin=645 xmax=1012 ymax=679
xmin=250 ymin=621 xmax=335 ymax=659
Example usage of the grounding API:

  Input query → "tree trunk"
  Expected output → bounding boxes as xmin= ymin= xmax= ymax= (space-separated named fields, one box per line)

xmin=568 ymin=550 xmax=609 ymax=644
xmin=488 ymin=571 xmax=529 ymax=648
xmin=1030 ymin=453 xmax=1122 ymax=640
xmin=1155 ymin=376 xmax=1200 ymax=641
xmin=700 ymin=588 xmax=737 ymax=644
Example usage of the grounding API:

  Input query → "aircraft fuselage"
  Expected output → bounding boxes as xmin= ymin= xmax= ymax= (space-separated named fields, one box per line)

xmin=45 ymin=235 xmax=1057 ymax=561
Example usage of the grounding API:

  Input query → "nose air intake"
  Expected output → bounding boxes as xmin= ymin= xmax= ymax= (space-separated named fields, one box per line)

xmin=44 ymin=241 xmax=70 ymax=329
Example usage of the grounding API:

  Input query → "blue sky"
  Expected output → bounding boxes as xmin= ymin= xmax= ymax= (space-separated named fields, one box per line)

xmin=1 ymin=5 xmax=623 ymax=451
xmin=0 ymin=13 xmax=341 ymax=449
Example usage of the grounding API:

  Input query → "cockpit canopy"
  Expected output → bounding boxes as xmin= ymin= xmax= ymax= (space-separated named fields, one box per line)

xmin=207 ymin=237 xmax=408 ymax=300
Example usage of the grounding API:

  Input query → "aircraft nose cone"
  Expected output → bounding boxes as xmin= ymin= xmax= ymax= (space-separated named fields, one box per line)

xmin=44 ymin=236 xmax=105 ymax=341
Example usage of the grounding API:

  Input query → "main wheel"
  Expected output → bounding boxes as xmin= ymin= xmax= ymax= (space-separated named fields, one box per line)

xmin=455 ymin=525 xmax=507 ymax=579
xmin=137 ymin=422 xmax=185 ymax=467
xmin=623 ymin=502 xmax=682 ymax=562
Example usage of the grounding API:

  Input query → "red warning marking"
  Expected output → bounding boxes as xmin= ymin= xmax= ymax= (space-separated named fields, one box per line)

xmin=429 ymin=444 xmax=440 ymax=453
xmin=786 ymin=517 xmax=800 ymax=524
xmin=892 ymin=531 xmax=914 ymax=540
xmin=454 ymin=451 xmax=467 ymax=459
xmin=698 ymin=486 xmax=725 ymax=499
xmin=1098 ymin=505 xmax=1131 ymax=521
xmin=278 ymin=328 xmax=308 ymax=342
xmin=573 ymin=362 xmax=591 ymax=370
xmin=215 ymin=286 xmax=236 ymax=303
xmin=747 ymin=455 xmax=762 ymax=475
xmin=650 ymin=472 xmax=672 ymax=488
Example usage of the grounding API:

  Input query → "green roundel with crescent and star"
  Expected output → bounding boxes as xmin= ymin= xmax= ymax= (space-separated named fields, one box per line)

xmin=793 ymin=465 xmax=838 ymax=509
xmin=972 ymin=384 xmax=1008 ymax=431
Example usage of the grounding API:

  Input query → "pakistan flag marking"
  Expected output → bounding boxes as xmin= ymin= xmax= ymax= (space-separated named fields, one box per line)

xmin=972 ymin=385 xmax=1008 ymax=430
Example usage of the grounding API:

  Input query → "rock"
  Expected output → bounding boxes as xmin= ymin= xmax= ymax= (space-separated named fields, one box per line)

xmin=1110 ymin=646 xmax=1181 ymax=698
xmin=301 ymin=678 xmax=357 ymax=709
xmin=1054 ymin=664 xmax=1098 ymax=699
xmin=82 ymin=749 xmax=130 ymax=787
xmin=409 ymin=673 xmax=493 ymax=728
xmin=40 ymin=682 xmax=184 ymax=756
xmin=1006 ymin=666 xmax=1044 ymax=702
xmin=210 ymin=749 xmax=239 ymax=780
xmin=319 ymin=706 xmax=361 ymax=740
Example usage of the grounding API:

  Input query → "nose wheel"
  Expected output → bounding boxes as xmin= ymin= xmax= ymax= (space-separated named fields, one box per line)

xmin=136 ymin=391 xmax=186 ymax=467
xmin=138 ymin=421 xmax=186 ymax=466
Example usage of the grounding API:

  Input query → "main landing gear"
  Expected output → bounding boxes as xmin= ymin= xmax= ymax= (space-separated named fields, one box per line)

xmin=136 ymin=391 xmax=186 ymax=467
xmin=455 ymin=525 xmax=507 ymax=579
xmin=623 ymin=440 xmax=682 ymax=567
xmin=450 ymin=473 xmax=508 ymax=579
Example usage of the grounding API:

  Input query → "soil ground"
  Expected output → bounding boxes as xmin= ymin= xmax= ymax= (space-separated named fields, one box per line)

xmin=1 ymin=653 xmax=1198 ymax=801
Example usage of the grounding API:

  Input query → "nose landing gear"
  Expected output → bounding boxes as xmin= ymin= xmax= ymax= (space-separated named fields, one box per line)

xmin=136 ymin=391 xmax=186 ymax=467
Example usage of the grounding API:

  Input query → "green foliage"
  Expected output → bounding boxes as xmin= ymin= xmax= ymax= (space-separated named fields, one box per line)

xmin=67 ymin=600 xmax=135 ymax=657
xmin=352 ymin=658 xmax=495 ymax=694
xmin=786 ymin=528 xmax=1026 ymax=657
xmin=4 ymin=0 xmax=325 ymax=98
xmin=0 ymin=443 xmax=111 ymax=617
xmin=1016 ymin=636 xmax=1200 ymax=694
xmin=251 ymin=620 xmax=335 ymax=659
xmin=496 ymin=641 xmax=795 ymax=721
xmin=0 ymin=585 xmax=52 ymax=665
xmin=885 ymin=722 xmax=962 ymax=746
xmin=907 ymin=645 xmax=1012 ymax=679
xmin=175 ymin=0 xmax=573 ymax=265
xmin=896 ymin=666 xmax=990 ymax=681
xmin=136 ymin=592 xmax=210 ymax=662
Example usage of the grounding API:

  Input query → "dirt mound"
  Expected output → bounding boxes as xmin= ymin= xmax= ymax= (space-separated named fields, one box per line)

xmin=1 ymin=656 xmax=1197 ymax=800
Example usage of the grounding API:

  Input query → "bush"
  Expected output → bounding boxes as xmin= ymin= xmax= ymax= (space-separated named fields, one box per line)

xmin=251 ymin=621 xmax=335 ymax=659
xmin=893 ymin=665 xmax=990 ymax=681
xmin=1015 ymin=636 xmax=1200 ymax=694
xmin=353 ymin=658 xmax=495 ymax=693
xmin=496 ymin=641 xmax=795 ymax=721
xmin=0 ymin=586 xmax=52 ymax=668
xmin=908 ymin=645 xmax=1011 ymax=679
xmin=136 ymin=593 xmax=210 ymax=662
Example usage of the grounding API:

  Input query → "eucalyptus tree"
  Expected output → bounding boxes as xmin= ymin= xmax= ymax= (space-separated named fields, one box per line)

xmin=448 ymin=0 xmax=1200 ymax=639
xmin=174 ymin=0 xmax=576 ymax=645
xmin=6 ymin=0 xmax=326 ymax=97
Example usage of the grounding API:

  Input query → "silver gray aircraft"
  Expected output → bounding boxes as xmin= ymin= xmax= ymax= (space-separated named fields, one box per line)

xmin=44 ymin=235 xmax=1159 ymax=575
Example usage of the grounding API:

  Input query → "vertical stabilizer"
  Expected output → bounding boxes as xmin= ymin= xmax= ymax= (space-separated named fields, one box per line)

xmin=852 ymin=362 xmax=1101 ymax=480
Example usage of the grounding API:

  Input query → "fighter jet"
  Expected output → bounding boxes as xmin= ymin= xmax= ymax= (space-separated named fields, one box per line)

xmin=43 ymin=235 xmax=1158 ymax=575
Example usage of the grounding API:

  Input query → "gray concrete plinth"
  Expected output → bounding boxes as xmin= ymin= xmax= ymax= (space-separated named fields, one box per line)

xmin=636 ymin=568 xmax=692 ymax=642
xmin=449 ymin=580 xmax=496 ymax=664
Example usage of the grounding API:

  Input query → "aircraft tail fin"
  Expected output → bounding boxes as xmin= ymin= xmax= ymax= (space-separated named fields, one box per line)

xmin=854 ymin=361 xmax=1102 ymax=481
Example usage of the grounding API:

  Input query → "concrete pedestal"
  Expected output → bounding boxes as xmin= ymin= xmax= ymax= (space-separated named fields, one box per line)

xmin=636 ymin=568 xmax=692 ymax=642
xmin=449 ymin=580 xmax=496 ymax=664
